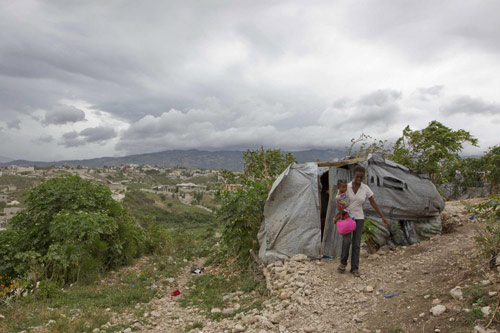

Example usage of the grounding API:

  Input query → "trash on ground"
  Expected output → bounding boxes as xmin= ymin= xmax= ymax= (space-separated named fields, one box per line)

xmin=190 ymin=267 xmax=204 ymax=274
xmin=384 ymin=292 xmax=400 ymax=298
xmin=171 ymin=289 xmax=180 ymax=296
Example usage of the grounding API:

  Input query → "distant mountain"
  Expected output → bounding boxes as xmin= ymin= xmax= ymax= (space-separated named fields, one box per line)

xmin=0 ymin=155 xmax=13 ymax=163
xmin=0 ymin=148 xmax=346 ymax=171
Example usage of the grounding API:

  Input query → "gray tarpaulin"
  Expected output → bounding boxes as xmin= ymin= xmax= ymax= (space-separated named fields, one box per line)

xmin=362 ymin=155 xmax=444 ymax=245
xmin=258 ymin=155 xmax=445 ymax=263
xmin=258 ymin=163 xmax=322 ymax=264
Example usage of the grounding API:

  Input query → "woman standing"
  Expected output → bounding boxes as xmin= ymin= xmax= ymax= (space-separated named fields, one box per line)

xmin=338 ymin=165 xmax=389 ymax=277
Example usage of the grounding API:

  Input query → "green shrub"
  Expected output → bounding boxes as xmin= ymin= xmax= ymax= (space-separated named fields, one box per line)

xmin=473 ymin=195 xmax=500 ymax=257
xmin=0 ymin=176 xmax=148 ymax=284
xmin=36 ymin=280 xmax=62 ymax=300
xmin=215 ymin=148 xmax=296 ymax=269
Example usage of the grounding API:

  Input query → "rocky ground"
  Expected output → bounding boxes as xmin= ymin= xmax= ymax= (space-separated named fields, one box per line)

xmin=128 ymin=200 xmax=499 ymax=333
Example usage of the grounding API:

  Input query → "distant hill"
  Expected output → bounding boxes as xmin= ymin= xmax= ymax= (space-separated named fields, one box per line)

xmin=0 ymin=148 xmax=346 ymax=171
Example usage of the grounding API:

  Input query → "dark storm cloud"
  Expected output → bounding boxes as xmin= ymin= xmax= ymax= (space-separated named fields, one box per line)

xmin=1 ymin=1 xmax=499 ymax=160
xmin=60 ymin=131 xmax=83 ymax=147
xmin=43 ymin=105 xmax=86 ymax=125
xmin=80 ymin=126 xmax=117 ymax=143
xmin=440 ymin=96 xmax=500 ymax=116
xmin=60 ymin=126 xmax=117 ymax=147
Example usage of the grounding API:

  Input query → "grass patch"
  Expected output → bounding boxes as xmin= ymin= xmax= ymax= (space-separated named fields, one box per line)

xmin=463 ymin=307 xmax=485 ymax=325
xmin=179 ymin=272 xmax=267 ymax=320
xmin=463 ymin=284 xmax=488 ymax=307
xmin=185 ymin=321 xmax=204 ymax=332
xmin=0 ymin=268 xmax=158 ymax=333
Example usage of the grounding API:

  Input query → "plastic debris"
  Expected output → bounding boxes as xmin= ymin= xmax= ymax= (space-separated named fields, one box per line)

xmin=384 ymin=292 xmax=400 ymax=298
xmin=190 ymin=267 xmax=204 ymax=274
xmin=171 ymin=289 xmax=180 ymax=296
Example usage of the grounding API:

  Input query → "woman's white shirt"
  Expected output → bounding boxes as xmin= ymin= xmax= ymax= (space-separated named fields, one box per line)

xmin=346 ymin=181 xmax=374 ymax=219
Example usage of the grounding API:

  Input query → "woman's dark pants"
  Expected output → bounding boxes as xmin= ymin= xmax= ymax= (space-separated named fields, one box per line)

xmin=340 ymin=219 xmax=364 ymax=272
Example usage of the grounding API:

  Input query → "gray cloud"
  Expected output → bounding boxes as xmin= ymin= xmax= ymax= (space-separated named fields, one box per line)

xmin=322 ymin=89 xmax=403 ymax=130
xmin=7 ymin=119 xmax=21 ymax=129
xmin=416 ymin=85 xmax=444 ymax=101
xmin=0 ymin=1 xmax=499 ymax=160
xmin=60 ymin=126 xmax=116 ymax=147
xmin=43 ymin=105 xmax=86 ymax=125
xmin=346 ymin=1 xmax=500 ymax=61
xmin=441 ymin=96 xmax=500 ymax=116
xmin=80 ymin=126 xmax=117 ymax=143
xmin=35 ymin=134 xmax=54 ymax=144
xmin=61 ymin=131 xmax=83 ymax=147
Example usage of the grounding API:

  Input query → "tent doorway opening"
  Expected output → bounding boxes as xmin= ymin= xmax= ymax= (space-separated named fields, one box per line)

xmin=320 ymin=170 xmax=330 ymax=240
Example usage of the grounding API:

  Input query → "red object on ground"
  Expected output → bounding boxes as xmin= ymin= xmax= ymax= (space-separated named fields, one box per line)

xmin=170 ymin=289 xmax=180 ymax=296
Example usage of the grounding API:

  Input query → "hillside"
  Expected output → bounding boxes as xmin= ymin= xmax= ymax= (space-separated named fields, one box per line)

xmin=0 ymin=148 xmax=345 ymax=171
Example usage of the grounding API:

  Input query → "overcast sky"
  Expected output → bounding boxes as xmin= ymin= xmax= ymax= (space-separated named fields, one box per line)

xmin=1 ymin=1 xmax=499 ymax=161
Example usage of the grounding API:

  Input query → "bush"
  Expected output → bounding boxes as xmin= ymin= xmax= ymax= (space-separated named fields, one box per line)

xmin=473 ymin=195 xmax=500 ymax=258
xmin=0 ymin=176 xmax=147 ymax=284
xmin=215 ymin=148 xmax=296 ymax=269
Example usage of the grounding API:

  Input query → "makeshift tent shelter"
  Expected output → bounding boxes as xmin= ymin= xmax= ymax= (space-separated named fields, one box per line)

xmin=258 ymin=154 xmax=445 ymax=264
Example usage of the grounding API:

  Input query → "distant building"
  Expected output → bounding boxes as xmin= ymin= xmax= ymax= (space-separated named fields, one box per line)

xmin=177 ymin=183 xmax=206 ymax=191
xmin=224 ymin=184 xmax=243 ymax=192
xmin=3 ymin=207 xmax=21 ymax=220
xmin=11 ymin=166 xmax=35 ymax=173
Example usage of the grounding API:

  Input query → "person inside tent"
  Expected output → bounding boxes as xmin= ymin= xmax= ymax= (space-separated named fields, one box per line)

xmin=337 ymin=165 xmax=389 ymax=277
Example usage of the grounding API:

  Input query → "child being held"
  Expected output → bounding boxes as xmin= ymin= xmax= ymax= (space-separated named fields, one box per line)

xmin=333 ymin=180 xmax=352 ymax=224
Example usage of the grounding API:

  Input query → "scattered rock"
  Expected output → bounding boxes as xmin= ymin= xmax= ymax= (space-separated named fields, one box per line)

xmin=481 ymin=280 xmax=491 ymax=286
xmin=474 ymin=326 xmax=487 ymax=333
xmin=365 ymin=286 xmax=374 ymax=293
xmin=482 ymin=306 xmax=491 ymax=317
xmin=92 ymin=329 xmax=100 ymax=333
xmin=232 ymin=324 xmax=245 ymax=332
xmin=432 ymin=298 xmax=441 ymax=305
xmin=223 ymin=308 xmax=235 ymax=316
xmin=489 ymin=291 xmax=498 ymax=297
xmin=123 ymin=328 xmax=132 ymax=333
xmin=450 ymin=287 xmax=463 ymax=300
xmin=211 ymin=308 xmax=222 ymax=314
xmin=269 ymin=312 xmax=284 ymax=324
xmin=430 ymin=304 xmax=446 ymax=316
xmin=0 ymin=314 xmax=5 ymax=320
xmin=291 ymin=254 xmax=307 ymax=262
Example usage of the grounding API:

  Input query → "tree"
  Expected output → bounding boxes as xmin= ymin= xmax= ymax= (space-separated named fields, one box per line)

xmin=3 ymin=176 xmax=146 ymax=283
xmin=346 ymin=133 xmax=392 ymax=158
xmin=483 ymin=145 xmax=500 ymax=186
xmin=391 ymin=121 xmax=478 ymax=184
xmin=441 ymin=157 xmax=485 ymax=197
xmin=216 ymin=148 xmax=296 ymax=268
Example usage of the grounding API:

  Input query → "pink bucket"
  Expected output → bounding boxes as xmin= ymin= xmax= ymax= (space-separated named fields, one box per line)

xmin=336 ymin=216 xmax=357 ymax=235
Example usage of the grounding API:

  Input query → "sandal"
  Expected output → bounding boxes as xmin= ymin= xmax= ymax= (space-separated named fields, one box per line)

xmin=351 ymin=270 xmax=361 ymax=278
xmin=337 ymin=264 xmax=346 ymax=273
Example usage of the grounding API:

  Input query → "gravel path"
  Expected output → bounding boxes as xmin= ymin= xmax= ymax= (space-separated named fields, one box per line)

xmin=138 ymin=200 xmax=497 ymax=333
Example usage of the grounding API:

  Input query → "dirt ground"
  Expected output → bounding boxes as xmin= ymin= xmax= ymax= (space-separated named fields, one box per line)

xmin=140 ymin=199 xmax=499 ymax=332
